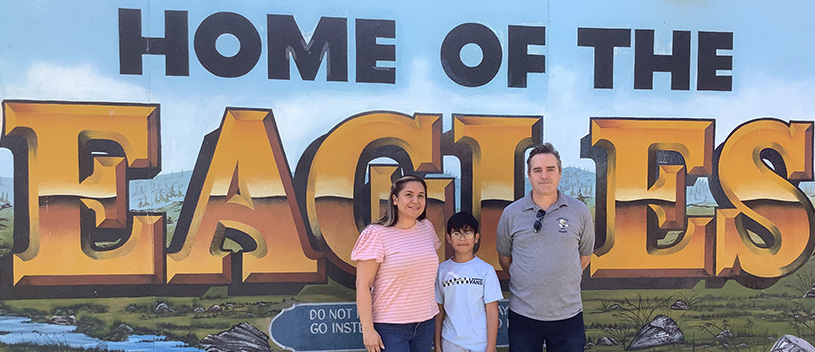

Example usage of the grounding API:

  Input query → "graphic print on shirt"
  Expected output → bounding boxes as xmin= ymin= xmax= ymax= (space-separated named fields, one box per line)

xmin=442 ymin=277 xmax=484 ymax=287
xmin=557 ymin=217 xmax=569 ymax=233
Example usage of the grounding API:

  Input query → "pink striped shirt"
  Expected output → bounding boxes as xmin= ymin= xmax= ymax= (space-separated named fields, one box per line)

xmin=351 ymin=219 xmax=441 ymax=323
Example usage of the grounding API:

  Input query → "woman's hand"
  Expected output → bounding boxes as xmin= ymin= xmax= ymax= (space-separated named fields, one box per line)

xmin=363 ymin=327 xmax=385 ymax=352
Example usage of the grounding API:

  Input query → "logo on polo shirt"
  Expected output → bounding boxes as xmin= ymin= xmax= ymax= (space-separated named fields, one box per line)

xmin=442 ymin=277 xmax=484 ymax=287
xmin=557 ymin=217 xmax=569 ymax=233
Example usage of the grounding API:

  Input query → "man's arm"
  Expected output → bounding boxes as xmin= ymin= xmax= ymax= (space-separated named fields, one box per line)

xmin=496 ymin=209 xmax=513 ymax=275
xmin=498 ymin=254 xmax=512 ymax=274
xmin=578 ymin=204 xmax=595 ymax=272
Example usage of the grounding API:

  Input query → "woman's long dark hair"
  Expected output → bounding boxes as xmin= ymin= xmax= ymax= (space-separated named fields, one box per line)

xmin=372 ymin=175 xmax=427 ymax=227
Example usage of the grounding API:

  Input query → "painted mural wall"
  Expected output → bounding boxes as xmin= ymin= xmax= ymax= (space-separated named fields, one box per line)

xmin=1 ymin=0 xmax=815 ymax=351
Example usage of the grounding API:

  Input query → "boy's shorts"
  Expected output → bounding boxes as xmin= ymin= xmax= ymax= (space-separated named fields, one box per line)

xmin=441 ymin=338 xmax=481 ymax=352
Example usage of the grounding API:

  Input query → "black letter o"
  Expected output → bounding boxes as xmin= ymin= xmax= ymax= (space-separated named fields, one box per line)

xmin=194 ymin=12 xmax=261 ymax=78
xmin=440 ymin=23 xmax=502 ymax=87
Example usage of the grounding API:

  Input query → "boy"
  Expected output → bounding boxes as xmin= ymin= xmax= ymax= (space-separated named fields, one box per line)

xmin=435 ymin=212 xmax=503 ymax=352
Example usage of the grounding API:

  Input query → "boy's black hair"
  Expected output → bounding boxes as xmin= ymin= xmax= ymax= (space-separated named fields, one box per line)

xmin=446 ymin=211 xmax=480 ymax=254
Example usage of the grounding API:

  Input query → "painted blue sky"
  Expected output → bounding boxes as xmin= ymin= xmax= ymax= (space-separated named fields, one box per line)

xmin=1 ymin=1 xmax=815 ymax=178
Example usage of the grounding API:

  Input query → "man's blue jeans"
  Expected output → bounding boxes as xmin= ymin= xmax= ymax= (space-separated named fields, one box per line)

xmin=373 ymin=318 xmax=434 ymax=352
xmin=508 ymin=310 xmax=586 ymax=352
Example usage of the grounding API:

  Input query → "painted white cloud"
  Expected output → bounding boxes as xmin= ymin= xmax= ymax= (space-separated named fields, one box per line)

xmin=0 ymin=62 xmax=152 ymax=176
xmin=1 ymin=62 xmax=149 ymax=101
xmin=688 ymin=74 xmax=815 ymax=141
xmin=4 ymin=59 xmax=814 ymax=179
xmin=157 ymin=96 xmax=233 ymax=173
xmin=0 ymin=149 xmax=11 ymax=177
xmin=263 ymin=58 xmax=548 ymax=170
xmin=0 ymin=62 xmax=234 ymax=175
xmin=0 ymin=59 xmax=550 ymax=176
xmin=546 ymin=63 xmax=815 ymax=170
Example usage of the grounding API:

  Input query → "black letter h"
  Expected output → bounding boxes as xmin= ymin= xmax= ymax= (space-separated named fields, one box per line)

xmin=119 ymin=8 xmax=189 ymax=76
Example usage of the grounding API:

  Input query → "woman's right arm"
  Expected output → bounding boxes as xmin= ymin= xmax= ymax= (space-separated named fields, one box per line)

xmin=356 ymin=260 xmax=384 ymax=352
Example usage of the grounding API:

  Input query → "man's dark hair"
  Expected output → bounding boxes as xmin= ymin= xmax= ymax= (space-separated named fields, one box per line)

xmin=446 ymin=211 xmax=481 ymax=254
xmin=526 ymin=143 xmax=562 ymax=171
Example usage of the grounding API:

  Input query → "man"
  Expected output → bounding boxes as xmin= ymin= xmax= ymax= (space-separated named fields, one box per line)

xmin=496 ymin=143 xmax=595 ymax=352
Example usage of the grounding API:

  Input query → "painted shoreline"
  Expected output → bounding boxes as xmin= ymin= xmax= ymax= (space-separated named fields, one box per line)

xmin=0 ymin=316 xmax=203 ymax=352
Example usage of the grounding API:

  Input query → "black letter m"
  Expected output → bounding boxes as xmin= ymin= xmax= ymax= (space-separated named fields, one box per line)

xmin=268 ymin=15 xmax=347 ymax=81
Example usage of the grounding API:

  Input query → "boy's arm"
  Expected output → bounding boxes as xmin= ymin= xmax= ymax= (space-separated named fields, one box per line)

xmin=485 ymin=301 xmax=499 ymax=352
xmin=434 ymin=304 xmax=445 ymax=351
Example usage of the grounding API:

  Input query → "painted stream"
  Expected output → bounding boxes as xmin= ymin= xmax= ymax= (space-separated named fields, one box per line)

xmin=0 ymin=316 xmax=204 ymax=351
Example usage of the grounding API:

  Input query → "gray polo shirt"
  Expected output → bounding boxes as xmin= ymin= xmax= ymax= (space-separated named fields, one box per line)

xmin=496 ymin=190 xmax=595 ymax=321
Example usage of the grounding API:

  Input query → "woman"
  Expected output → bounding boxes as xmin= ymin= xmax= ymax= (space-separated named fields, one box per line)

xmin=352 ymin=175 xmax=441 ymax=352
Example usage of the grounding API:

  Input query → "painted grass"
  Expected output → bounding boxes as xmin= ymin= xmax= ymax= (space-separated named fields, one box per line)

xmin=579 ymin=271 xmax=815 ymax=351
xmin=0 ymin=207 xmax=12 ymax=257
xmin=0 ymin=273 xmax=812 ymax=351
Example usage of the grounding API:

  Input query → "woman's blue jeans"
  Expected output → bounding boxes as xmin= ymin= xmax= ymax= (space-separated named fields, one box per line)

xmin=373 ymin=318 xmax=435 ymax=352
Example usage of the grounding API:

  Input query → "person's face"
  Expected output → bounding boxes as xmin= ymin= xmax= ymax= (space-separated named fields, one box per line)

xmin=446 ymin=227 xmax=479 ymax=256
xmin=527 ymin=153 xmax=561 ymax=197
xmin=392 ymin=181 xmax=426 ymax=221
